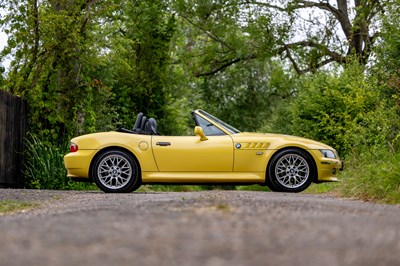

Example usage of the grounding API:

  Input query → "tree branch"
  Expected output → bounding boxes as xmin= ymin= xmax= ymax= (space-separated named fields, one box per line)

xmin=242 ymin=1 xmax=287 ymax=12
xmin=276 ymin=39 xmax=348 ymax=74
xmin=80 ymin=0 xmax=99 ymax=34
xmin=299 ymin=58 xmax=336 ymax=74
xmin=277 ymin=40 xmax=346 ymax=64
xmin=195 ymin=54 xmax=256 ymax=77
xmin=291 ymin=0 xmax=339 ymax=16
xmin=283 ymin=44 xmax=302 ymax=75
xmin=178 ymin=14 xmax=234 ymax=51
xmin=292 ymin=0 xmax=352 ymax=39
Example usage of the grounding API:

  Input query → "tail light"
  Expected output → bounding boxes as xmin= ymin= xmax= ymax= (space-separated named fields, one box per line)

xmin=70 ymin=142 xmax=78 ymax=152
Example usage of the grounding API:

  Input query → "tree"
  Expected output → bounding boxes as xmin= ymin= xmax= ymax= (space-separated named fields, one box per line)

xmin=172 ymin=0 xmax=386 ymax=76
xmin=200 ymin=60 xmax=298 ymax=131
xmin=104 ymin=0 xmax=176 ymax=129
xmin=274 ymin=0 xmax=384 ymax=73
xmin=172 ymin=0 xmax=277 ymax=77
xmin=0 ymin=0 xmax=112 ymax=143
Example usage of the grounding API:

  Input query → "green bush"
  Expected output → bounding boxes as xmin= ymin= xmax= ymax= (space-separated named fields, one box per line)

xmin=265 ymin=62 xmax=396 ymax=158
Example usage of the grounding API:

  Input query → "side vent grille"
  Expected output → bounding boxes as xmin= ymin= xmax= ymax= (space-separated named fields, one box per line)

xmin=241 ymin=143 xmax=270 ymax=149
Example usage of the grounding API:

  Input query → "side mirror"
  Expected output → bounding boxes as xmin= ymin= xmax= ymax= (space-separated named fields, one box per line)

xmin=194 ymin=126 xmax=208 ymax=141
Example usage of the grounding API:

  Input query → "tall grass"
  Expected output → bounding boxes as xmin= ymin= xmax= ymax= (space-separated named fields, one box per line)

xmin=24 ymin=134 xmax=97 ymax=190
xmin=339 ymin=147 xmax=400 ymax=204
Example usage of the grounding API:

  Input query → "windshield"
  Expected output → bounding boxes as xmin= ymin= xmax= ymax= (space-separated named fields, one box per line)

xmin=198 ymin=110 xmax=241 ymax=134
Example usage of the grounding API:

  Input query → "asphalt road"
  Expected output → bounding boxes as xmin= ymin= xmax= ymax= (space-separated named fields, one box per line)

xmin=0 ymin=189 xmax=399 ymax=266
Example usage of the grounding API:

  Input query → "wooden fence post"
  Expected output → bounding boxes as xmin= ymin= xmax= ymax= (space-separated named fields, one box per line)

xmin=0 ymin=90 xmax=27 ymax=188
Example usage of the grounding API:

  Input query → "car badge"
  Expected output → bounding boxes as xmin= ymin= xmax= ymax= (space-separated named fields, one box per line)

xmin=235 ymin=143 xmax=241 ymax=149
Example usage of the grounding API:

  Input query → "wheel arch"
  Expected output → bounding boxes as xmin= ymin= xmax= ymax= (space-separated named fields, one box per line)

xmin=266 ymin=146 xmax=318 ymax=183
xmin=89 ymin=146 xmax=142 ymax=182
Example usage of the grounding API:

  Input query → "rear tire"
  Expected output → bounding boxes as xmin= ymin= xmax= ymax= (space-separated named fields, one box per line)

xmin=92 ymin=150 xmax=140 ymax=193
xmin=267 ymin=149 xmax=314 ymax=193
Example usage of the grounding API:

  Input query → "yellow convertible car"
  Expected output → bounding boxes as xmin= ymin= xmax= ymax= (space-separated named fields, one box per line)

xmin=64 ymin=109 xmax=343 ymax=193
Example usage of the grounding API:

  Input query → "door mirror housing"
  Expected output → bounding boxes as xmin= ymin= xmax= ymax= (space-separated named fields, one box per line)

xmin=194 ymin=126 xmax=208 ymax=141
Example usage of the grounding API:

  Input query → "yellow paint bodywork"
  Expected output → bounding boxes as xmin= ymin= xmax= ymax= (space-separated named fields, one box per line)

xmin=64 ymin=110 xmax=342 ymax=184
xmin=151 ymin=135 xmax=234 ymax=172
xmin=230 ymin=133 xmax=341 ymax=182
xmin=64 ymin=133 xmax=158 ymax=178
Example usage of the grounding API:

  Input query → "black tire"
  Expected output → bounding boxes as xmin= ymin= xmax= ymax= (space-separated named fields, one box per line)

xmin=264 ymin=175 xmax=279 ymax=192
xmin=130 ymin=179 xmax=142 ymax=192
xmin=267 ymin=149 xmax=315 ymax=193
xmin=92 ymin=150 xmax=140 ymax=193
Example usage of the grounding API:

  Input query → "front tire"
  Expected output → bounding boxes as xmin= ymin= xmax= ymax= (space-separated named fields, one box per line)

xmin=267 ymin=149 xmax=315 ymax=193
xmin=92 ymin=150 xmax=140 ymax=193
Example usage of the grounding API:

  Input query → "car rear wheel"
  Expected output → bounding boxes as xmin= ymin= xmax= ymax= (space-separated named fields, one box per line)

xmin=92 ymin=150 xmax=140 ymax=193
xmin=267 ymin=149 xmax=314 ymax=193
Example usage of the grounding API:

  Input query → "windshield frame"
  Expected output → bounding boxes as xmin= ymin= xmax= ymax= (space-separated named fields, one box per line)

xmin=194 ymin=110 xmax=241 ymax=135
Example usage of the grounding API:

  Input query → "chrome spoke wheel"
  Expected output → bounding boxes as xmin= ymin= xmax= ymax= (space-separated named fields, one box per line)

xmin=274 ymin=153 xmax=310 ymax=189
xmin=97 ymin=154 xmax=133 ymax=190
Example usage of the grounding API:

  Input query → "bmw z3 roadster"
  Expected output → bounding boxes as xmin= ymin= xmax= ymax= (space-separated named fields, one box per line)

xmin=64 ymin=109 xmax=343 ymax=193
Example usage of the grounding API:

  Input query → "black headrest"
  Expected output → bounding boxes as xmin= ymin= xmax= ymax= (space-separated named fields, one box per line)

xmin=145 ymin=118 xmax=158 ymax=135
xmin=134 ymin=112 xmax=143 ymax=129
xmin=140 ymin=115 xmax=147 ymax=130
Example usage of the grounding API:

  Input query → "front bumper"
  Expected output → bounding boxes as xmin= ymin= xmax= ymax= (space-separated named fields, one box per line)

xmin=317 ymin=159 xmax=343 ymax=182
xmin=309 ymin=150 xmax=343 ymax=182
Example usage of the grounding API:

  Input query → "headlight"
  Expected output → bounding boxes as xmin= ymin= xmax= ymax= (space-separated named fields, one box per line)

xmin=320 ymin=149 xmax=336 ymax=159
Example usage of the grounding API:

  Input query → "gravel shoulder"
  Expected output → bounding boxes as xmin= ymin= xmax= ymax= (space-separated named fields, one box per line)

xmin=0 ymin=189 xmax=399 ymax=266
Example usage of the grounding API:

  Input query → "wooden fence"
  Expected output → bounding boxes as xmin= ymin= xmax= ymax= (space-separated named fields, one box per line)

xmin=0 ymin=90 xmax=27 ymax=188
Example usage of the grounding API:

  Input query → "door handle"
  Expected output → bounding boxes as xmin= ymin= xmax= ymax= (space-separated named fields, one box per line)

xmin=156 ymin=142 xmax=171 ymax=146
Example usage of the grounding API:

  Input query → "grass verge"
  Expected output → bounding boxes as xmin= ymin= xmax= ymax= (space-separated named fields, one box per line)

xmin=303 ymin=182 xmax=340 ymax=195
xmin=338 ymin=148 xmax=400 ymax=204
xmin=0 ymin=200 xmax=39 ymax=214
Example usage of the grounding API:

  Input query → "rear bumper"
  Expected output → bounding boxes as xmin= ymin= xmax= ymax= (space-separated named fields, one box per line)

xmin=63 ymin=149 xmax=98 ymax=179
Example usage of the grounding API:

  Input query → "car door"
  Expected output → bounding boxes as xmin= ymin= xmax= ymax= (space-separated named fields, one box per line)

xmin=151 ymin=135 xmax=234 ymax=172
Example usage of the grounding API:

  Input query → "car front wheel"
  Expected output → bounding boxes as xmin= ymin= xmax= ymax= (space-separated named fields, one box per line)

xmin=267 ymin=149 xmax=315 ymax=193
xmin=92 ymin=150 xmax=140 ymax=193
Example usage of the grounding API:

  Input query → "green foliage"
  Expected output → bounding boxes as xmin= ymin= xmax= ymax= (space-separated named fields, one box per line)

xmin=265 ymin=62 xmax=397 ymax=157
xmin=340 ymin=147 xmax=400 ymax=204
xmin=199 ymin=60 xmax=297 ymax=132
xmin=374 ymin=0 xmax=400 ymax=74
xmin=0 ymin=0 xmax=116 ymax=144
xmin=235 ymin=185 xmax=270 ymax=192
xmin=372 ymin=0 xmax=400 ymax=129
xmin=171 ymin=0 xmax=280 ymax=77
xmin=332 ymin=0 xmax=400 ymax=204
xmin=24 ymin=134 xmax=69 ymax=189
xmin=103 ymin=0 xmax=179 ymax=134
xmin=303 ymin=182 xmax=339 ymax=195
xmin=0 ymin=0 xmax=186 ymax=140
xmin=24 ymin=134 xmax=97 ymax=190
